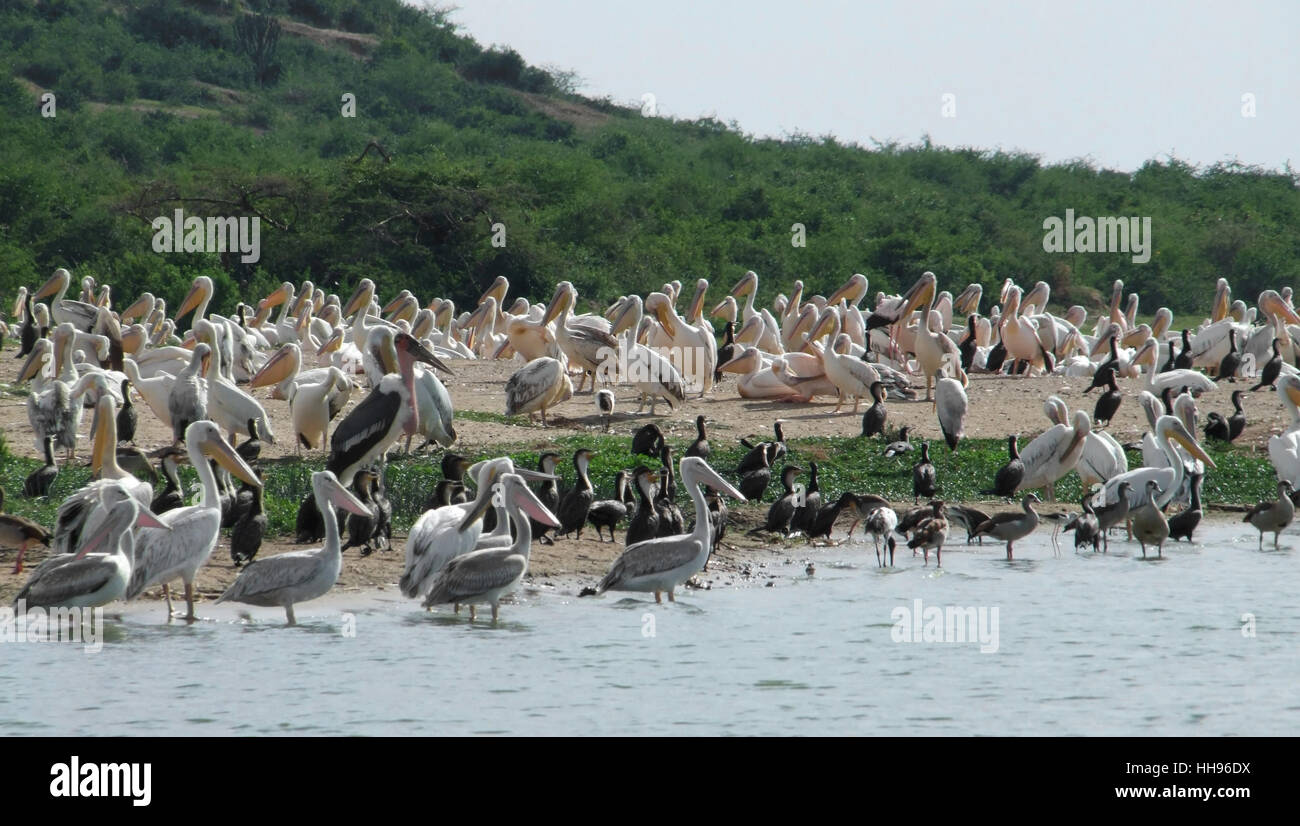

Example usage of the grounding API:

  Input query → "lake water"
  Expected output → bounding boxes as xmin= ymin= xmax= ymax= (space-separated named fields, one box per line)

xmin=3 ymin=521 xmax=1296 ymax=736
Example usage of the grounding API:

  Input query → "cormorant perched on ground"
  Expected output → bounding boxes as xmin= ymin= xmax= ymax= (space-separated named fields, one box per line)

xmin=1252 ymin=338 xmax=1283 ymax=391
xmin=556 ymin=448 xmax=595 ymax=539
xmin=860 ymin=381 xmax=888 ymax=438
xmin=912 ymin=441 xmax=936 ymax=504
xmin=624 ymin=466 xmax=660 ymax=546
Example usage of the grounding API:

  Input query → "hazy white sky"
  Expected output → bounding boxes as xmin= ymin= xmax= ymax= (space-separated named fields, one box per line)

xmin=415 ymin=0 xmax=1299 ymax=172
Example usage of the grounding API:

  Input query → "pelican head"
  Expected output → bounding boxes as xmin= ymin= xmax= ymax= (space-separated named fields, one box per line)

xmin=342 ymin=279 xmax=375 ymax=318
xmin=32 ymin=268 xmax=72 ymax=302
xmin=679 ymin=456 xmax=746 ymax=502
xmin=187 ymin=420 xmax=262 ymax=488
xmin=826 ymin=273 xmax=869 ymax=307
xmin=1156 ymin=415 xmax=1216 ymax=470
xmin=175 ymin=276 xmax=214 ymax=322
xmin=313 ymin=470 xmax=371 ymax=520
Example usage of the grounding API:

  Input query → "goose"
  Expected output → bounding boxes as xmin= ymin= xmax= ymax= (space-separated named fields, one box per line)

xmin=0 ymin=489 xmax=52 ymax=574
xmin=1062 ymin=497 xmax=1101 ymax=552
xmin=1131 ymin=480 xmax=1170 ymax=558
xmin=947 ymin=504 xmax=992 ymax=545
xmin=127 ymin=420 xmax=262 ymax=621
xmin=1243 ymin=481 xmax=1294 ymax=549
xmin=217 ymin=471 xmax=369 ymax=625
xmin=556 ymin=448 xmax=596 ymax=539
xmin=595 ymin=457 xmax=746 ymax=602
xmin=906 ymin=500 xmax=949 ymax=567
xmin=973 ymin=494 xmax=1042 ymax=560
xmin=422 ymin=473 xmax=562 ymax=621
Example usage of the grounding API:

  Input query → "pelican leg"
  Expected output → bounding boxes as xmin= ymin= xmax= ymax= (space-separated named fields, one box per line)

xmin=833 ymin=392 xmax=844 ymax=413
xmin=162 ymin=584 xmax=174 ymax=617
xmin=468 ymin=605 xmax=476 ymax=622
xmin=454 ymin=603 xmax=460 ymax=613
xmin=654 ymin=591 xmax=662 ymax=604
xmin=667 ymin=587 xmax=675 ymax=602
xmin=1006 ymin=542 xmax=1013 ymax=561
xmin=285 ymin=604 xmax=296 ymax=625
xmin=491 ymin=604 xmax=500 ymax=623
xmin=184 ymin=582 xmax=197 ymax=622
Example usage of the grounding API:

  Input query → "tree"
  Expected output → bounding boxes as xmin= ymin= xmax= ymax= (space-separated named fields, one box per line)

xmin=234 ymin=12 xmax=282 ymax=87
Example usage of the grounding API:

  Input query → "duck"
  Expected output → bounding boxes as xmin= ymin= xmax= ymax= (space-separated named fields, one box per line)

xmin=684 ymin=415 xmax=710 ymax=459
xmin=624 ymin=466 xmax=661 ymax=546
xmin=973 ymin=493 xmax=1042 ymax=560
xmin=1062 ymin=497 xmax=1101 ymax=552
xmin=883 ymin=425 xmax=913 ymax=458
xmin=556 ymin=448 xmax=596 ymax=539
xmin=23 ymin=436 xmax=59 ymax=498
xmin=738 ymin=443 xmax=776 ymax=502
xmin=1167 ymin=472 xmax=1203 ymax=542
xmin=588 ymin=470 xmax=631 ymax=542
xmin=987 ymin=434 xmax=1024 ymax=497
xmin=912 ymin=441 xmax=936 ymax=504
xmin=859 ymin=381 xmax=888 ymax=438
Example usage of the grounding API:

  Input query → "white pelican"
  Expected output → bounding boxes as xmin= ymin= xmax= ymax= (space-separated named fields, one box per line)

xmin=422 ymin=473 xmax=562 ymax=621
xmin=720 ymin=271 xmax=782 ymax=354
xmin=194 ymin=320 xmax=275 ymax=445
xmin=286 ymin=367 xmax=348 ymax=453
xmin=217 ymin=471 xmax=370 ymax=624
xmin=32 ymin=268 xmax=97 ymax=332
xmin=504 ymin=356 xmax=573 ymax=426
xmin=1101 ymin=416 xmax=1215 ymax=509
xmin=127 ymin=420 xmax=262 ymax=620
xmin=1135 ymin=337 xmax=1219 ymax=395
xmin=326 ymin=331 xmax=448 ymax=485
xmin=608 ymin=296 xmax=687 ymax=413
xmin=14 ymin=494 xmax=167 ymax=610
xmin=545 ymin=281 xmax=619 ymax=393
xmin=249 ymin=342 xmax=343 ymax=403
xmin=934 ymin=363 xmax=968 ymax=451
xmin=718 ymin=346 xmax=805 ymax=401
xmin=1265 ymin=374 xmax=1300 ymax=487
xmin=1016 ymin=398 xmax=1092 ymax=501
xmin=168 ymin=343 xmax=210 ymax=444
xmin=646 ymin=290 xmax=715 ymax=397
xmin=596 ymin=457 xmax=746 ymax=602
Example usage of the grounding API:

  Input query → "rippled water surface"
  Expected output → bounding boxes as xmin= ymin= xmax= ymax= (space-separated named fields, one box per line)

xmin=4 ymin=522 xmax=1297 ymax=736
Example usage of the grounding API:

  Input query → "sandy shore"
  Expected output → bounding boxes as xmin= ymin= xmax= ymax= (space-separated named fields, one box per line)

xmin=0 ymin=349 xmax=1280 ymax=607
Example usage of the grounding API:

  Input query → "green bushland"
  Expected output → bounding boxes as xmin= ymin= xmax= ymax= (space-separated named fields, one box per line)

xmin=0 ymin=0 xmax=1296 ymax=323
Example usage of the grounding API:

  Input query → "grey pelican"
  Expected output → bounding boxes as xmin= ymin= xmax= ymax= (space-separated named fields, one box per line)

xmin=423 ymin=473 xmax=562 ymax=621
xmin=218 ymin=471 xmax=369 ymax=624
xmin=168 ymin=342 xmax=210 ymax=444
xmin=14 ymin=494 xmax=167 ymax=609
xmin=32 ymin=268 xmax=97 ymax=332
xmin=504 ymin=356 xmax=573 ymax=426
xmin=326 ymin=331 xmax=448 ymax=485
xmin=545 ymin=281 xmax=619 ymax=393
xmin=127 ymin=421 xmax=262 ymax=621
xmin=595 ymin=457 xmax=746 ymax=603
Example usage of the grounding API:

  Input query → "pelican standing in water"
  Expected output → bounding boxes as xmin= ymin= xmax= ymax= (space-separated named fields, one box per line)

xmin=595 ymin=457 xmax=746 ymax=603
xmin=218 ymin=471 xmax=370 ymax=625
xmin=423 ymin=473 xmax=562 ymax=621
xmin=1016 ymin=398 xmax=1092 ymax=501
xmin=126 ymin=421 xmax=262 ymax=621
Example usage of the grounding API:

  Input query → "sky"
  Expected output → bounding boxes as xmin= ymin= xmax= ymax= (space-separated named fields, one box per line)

xmin=410 ymin=0 xmax=1300 ymax=173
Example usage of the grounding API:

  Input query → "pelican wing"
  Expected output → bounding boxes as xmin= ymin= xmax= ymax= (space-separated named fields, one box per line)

xmin=400 ymin=505 xmax=470 ymax=597
xmin=16 ymin=556 xmax=118 ymax=608
xmin=424 ymin=549 xmax=526 ymax=605
xmin=1016 ymin=424 xmax=1068 ymax=490
xmin=219 ymin=551 xmax=321 ymax=604
xmin=504 ymin=358 xmax=561 ymax=415
xmin=126 ymin=507 xmax=220 ymax=597
xmin=598 ymin=534 xmax=705 ymax=591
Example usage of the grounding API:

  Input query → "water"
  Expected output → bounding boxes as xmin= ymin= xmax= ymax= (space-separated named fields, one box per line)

xmin=3 ymin=522 xmax=1297 ymax=736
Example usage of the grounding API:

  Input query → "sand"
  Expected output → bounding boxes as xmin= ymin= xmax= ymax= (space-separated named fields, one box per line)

xmin=0 ymin=349 xmax=1281 ymax=609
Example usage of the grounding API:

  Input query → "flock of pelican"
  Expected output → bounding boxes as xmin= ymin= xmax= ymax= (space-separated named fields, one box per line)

xmin=2 ymin=265 xmax=1299 ymax=625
